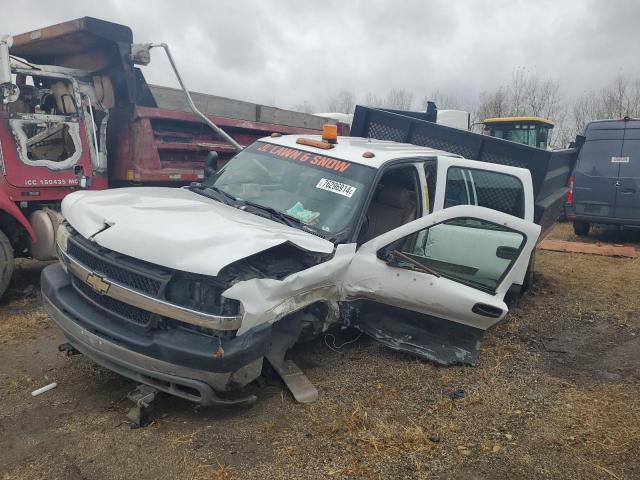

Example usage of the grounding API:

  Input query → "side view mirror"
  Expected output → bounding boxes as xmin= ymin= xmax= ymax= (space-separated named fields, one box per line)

xmin=0 ymin=35 xmax=19 ymax=105
xmin=204 ymin=151 xmax=219 ymax=179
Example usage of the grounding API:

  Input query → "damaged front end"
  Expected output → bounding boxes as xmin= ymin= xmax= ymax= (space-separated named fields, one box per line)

xmin=43 ymin=224 xmax=338 ymax=406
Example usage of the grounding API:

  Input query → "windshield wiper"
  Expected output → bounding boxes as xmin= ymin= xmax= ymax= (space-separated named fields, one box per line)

xmin=241 ymin=200 xmax=305 ymax=228
xmin=189 ymin=182 xmax=238 ymax=205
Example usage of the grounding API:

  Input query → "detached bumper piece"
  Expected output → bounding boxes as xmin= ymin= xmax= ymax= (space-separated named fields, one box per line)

xmin=42 ymin=264 xmax=268 ymax=406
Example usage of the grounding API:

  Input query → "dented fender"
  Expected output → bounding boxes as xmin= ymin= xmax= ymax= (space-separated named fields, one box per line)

xmin=224 ymin=243 xmax=357 ymax=335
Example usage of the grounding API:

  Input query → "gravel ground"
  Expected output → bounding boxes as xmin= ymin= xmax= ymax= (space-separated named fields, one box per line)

xmin=1 ymin=223 xmax=639 ymax=480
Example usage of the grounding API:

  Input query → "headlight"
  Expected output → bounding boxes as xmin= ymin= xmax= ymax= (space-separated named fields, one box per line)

xmin=165 ymin=275 xmax=239 ymax=316
xmin=56 ymin=221 xmax=71 ymax=253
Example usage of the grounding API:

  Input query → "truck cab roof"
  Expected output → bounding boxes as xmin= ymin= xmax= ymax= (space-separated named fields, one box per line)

xmin=260 ymin=134 xmax=463 ymax=169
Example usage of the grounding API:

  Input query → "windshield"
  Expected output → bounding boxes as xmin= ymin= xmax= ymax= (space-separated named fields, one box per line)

xmin=491 ymin=124 xmax=550 ymax=149
xmin=204 ymin=141 xmax=376 ymax=237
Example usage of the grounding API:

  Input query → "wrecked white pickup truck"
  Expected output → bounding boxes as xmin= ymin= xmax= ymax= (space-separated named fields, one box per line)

xmin=42 ymin=106 xmax=579 ymax=405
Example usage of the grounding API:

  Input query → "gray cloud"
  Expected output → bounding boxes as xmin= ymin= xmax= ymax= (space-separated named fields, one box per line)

xmin=2 ymin=0 xmax=639 ymax=109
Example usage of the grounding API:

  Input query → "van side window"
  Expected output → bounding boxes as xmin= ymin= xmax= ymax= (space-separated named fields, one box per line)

xmin=444 ymin=167 xmax=525 ymax=218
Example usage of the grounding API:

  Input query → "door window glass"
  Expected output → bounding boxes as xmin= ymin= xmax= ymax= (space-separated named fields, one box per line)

xmin=388 ymin=217 xmax=525 ymax=293
xmin=444 ymin=167 xmax=525 ymax=218
xmin=576 ymin=140 xmax=622 ymax=177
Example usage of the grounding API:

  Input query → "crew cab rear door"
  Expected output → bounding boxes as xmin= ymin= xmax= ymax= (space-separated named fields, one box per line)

xmin=342 ymin=205 xmax=539 ymax=365
xmin=432 ymin=156 xmax=534 ymax=221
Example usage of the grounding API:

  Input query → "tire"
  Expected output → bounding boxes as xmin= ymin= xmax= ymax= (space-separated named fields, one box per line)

xmin=0 ymin=229 xmax=15 ymax=299
xmin=573 ymin=221 xmax=590 ymax=237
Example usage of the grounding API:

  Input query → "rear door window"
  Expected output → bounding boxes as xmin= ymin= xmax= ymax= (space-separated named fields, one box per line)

xmin=444 ymin=167 xmax=525 ymax=218
xmin=576 ymin=140 xmax=623 ymax=177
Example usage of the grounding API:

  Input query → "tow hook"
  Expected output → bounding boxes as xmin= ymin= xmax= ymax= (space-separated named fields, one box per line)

xmin=58 ymin=342 xmax=81 ymax=356
xmin=126 ymin=384 xmax=159 ymax=428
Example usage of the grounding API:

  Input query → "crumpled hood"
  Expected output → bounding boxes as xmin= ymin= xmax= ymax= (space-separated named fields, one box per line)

xmin=62 ymin=187 xmax=334 ymax=276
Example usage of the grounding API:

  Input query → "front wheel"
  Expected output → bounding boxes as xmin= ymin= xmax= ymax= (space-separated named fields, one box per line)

xmin=573 ymin=221 xmax=590 ymax=237
xmin=0 ymin=230 xmax=15 ymax=299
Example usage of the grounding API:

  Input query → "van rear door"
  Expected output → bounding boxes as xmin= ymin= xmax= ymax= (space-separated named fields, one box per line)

xmin=572 ymin=122 xmax=623 ymax=218
xmin=613 ymin=121 xmax=640 ymax=223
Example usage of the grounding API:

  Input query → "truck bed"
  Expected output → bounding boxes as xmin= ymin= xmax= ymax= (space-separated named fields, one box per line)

xmin=350 ymin=106 xmax=580 ymax=239
xmin=149 ymin=85 xmax=336 ymax=132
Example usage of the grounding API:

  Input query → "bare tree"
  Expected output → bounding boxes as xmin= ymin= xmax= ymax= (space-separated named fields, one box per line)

xmin=384 ymin=88 xmax=415 ymax=110
xmin=475 ymin=87 xmax=509 ymax=120
xmin=364 ymin=92 xmax=385 ymax=108
xmin=420 ymin=91 xmax=464 ymax=110
xmin=472 ymin=69 xmax=568 ymax=147
xmin=292 ymin=100 xmax=316 ymax=114
xmin=568 ymin=75 xmax=640 ymax=142
xmin=326 ymin=90 xmax=356 ymax=113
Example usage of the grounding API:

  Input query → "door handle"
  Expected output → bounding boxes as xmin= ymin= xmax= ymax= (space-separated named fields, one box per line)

xmin=472 ymin=303 xmax=503 ymax=318
xmin=621 ymin=188 xmax=636 ymax=194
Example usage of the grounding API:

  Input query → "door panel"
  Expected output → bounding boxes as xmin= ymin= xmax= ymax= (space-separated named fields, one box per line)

xmin=347 ymin=300 xmax=486 ymax=365
xmin=342 ymin=205 xmax=540 ymax=365
xmin=433 ymin=156 xmax=534 ymax=221
xmin=573 ymin=137 xmax=622 ymax=218
xmin=614 ymin=130 xmax=640 ymax=222
xmin=431 ymin=156 xmax=534 ymax=287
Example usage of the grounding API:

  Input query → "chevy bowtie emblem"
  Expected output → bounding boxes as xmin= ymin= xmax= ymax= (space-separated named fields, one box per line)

xmin=86 ymin=273 xmax=110 ymax=295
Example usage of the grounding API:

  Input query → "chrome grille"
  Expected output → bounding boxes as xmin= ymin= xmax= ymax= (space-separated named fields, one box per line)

xmin=73 ymin=278 xmax=154 ymax=327
xmin=67 ymin=236 xmax=170 ymax=296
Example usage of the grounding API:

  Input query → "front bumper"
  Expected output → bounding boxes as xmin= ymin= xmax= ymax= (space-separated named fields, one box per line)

xmin=42 ymin=264 xmax=270 ymax=405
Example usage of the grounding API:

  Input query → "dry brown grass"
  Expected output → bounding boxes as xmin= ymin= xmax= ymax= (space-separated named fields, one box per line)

xmin=0 ymin=305 xmax=49 ymax=343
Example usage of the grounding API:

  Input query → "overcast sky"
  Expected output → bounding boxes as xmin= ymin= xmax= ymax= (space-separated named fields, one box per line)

xmin=2 ymin=1 xmax=639 ymax=110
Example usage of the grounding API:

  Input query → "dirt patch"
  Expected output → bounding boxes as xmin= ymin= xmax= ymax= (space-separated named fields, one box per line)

xmin=1 ymin=224 xmax=639 ymax=480
xmin=548 ymin=221 xmax=640 ymax=246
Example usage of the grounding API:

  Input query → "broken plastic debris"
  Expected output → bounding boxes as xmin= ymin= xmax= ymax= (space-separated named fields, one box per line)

xmin=31 ymin=382 xmax=58 ymax=396
xmin=447 ymin=388 xmax=466 ymax=399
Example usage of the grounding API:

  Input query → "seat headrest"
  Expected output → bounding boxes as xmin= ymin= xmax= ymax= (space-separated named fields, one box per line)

xmin=376 ymin=184 xmax=410 ymax=208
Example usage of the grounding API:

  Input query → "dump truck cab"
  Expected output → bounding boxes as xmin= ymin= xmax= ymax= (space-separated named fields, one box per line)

xmin=482 ymin=116 xmax=554 ymax=150
xmin=0 ymin=17 xmax=340 ymax=299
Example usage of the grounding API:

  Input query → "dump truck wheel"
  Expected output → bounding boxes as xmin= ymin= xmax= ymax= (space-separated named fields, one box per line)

xmin=573 ymin=221 xmax=590 ymax=237
xmin=0 ymin=230 xmax=15 ymax=299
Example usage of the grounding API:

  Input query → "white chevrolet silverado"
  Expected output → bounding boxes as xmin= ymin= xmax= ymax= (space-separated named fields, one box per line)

xmin=43 ymin=131 xmax=541 ymax=405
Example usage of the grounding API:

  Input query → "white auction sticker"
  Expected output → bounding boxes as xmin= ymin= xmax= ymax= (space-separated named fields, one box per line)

xmin=611 ymin=156 xmax=630 ymax=163
xmin=316 ymin=178 xmax=357 ymax=198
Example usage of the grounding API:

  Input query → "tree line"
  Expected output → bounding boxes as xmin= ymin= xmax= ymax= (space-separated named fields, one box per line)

xmin=297 ymin=68 xmax=640 ymax=149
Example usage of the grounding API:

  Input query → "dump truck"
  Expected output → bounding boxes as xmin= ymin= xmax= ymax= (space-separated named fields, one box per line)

xmin=0 ymin=17 xmax=344 ymax=297
xmin=41 ymin=103 xmax=580 ymax=408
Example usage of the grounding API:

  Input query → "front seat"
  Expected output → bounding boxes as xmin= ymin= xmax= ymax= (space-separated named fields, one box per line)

xmin=359 ymin=184 xmax=416 ymax=242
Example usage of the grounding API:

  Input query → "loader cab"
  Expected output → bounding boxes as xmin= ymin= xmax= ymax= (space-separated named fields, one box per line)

xmin=482 ymin=117 xmax=554 ymax=150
